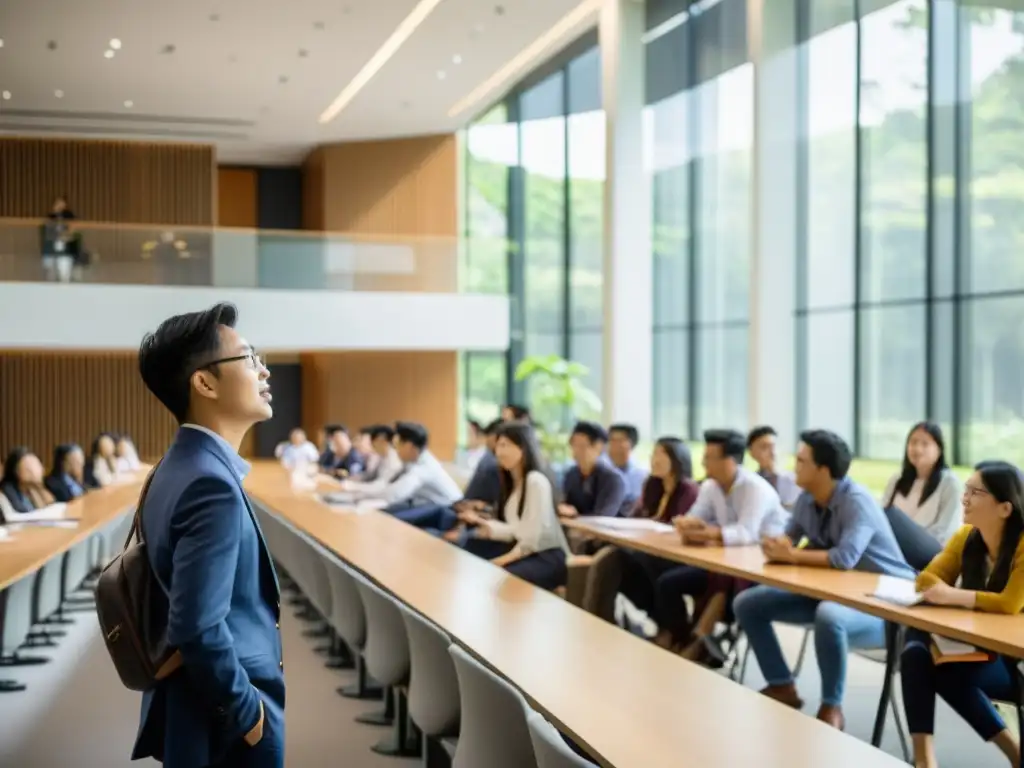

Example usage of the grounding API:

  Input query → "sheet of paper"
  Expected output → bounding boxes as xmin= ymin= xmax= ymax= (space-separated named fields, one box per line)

xmin=588 ymin=517 xmax=674 ymax=534
xmin=870 ymin=574 xmax=923 ymax=607
xmin=11 ymin=503 xmax=70 ymax=523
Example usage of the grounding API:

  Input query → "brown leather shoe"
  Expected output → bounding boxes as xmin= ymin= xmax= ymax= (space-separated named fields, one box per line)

xmin=759 ymin=684 xmax=804 ymax=710
xmin=816 ymin=704 xmax=845 ymax=730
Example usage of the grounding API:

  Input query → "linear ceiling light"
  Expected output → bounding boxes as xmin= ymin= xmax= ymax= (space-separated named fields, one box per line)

xmin=319 ymin=0 xmax=446 ymax=124
xmin=448 ymin=0 xmax=601 ymax=119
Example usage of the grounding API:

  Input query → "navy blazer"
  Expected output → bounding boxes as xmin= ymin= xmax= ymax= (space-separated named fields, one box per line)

xmin=132 ymin=427 xmax=283 ymax=768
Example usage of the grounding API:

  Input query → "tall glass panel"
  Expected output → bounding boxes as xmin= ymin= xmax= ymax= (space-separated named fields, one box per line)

xmin=567 ymin=48 xmax=606 ymax=401
xmin=465 ymin=104 xmax=515 ymax=295
xmin=520 ymin=72 xmax=568 ymax=362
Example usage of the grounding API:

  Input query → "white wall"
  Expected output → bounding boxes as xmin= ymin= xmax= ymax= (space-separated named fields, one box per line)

xmin=0 ymin=283 xmax=509 ymax=352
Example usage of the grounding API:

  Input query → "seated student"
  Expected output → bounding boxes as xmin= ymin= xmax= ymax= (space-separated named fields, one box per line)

xmin=880 ymin=421 xmax=963 ymax=569
xmin=352 ymin=422 xmax=462 ymax=510
xmin=458 ymin=422 xmax=569 ymax=590
xmin=321 ymin=425 xmax=365 ymax=479
xmin=343 ymin=424 xmax=403 ymax=493
xmin=318 ymin=424 xmax=338 ymax=470
xmin=354 ymin=426 xmax=378 ymax=477
xmin=463 ymin=419 xmax=488 ymax=472
xmin=274 ymin=427 xmax=320 ymax=470
xmin=400 ymin=419 xmax=506 ymax=534
xmin=88 ymin=432 xmax=121 ymax=487
xmin=901 ymin=460 xmax=1024 ymax=768
xmin=653 ymin=429 xmax=787 ymax=656
xmin=747 ymin=425 xmax=801 ymax=508
xmin=45 ymin=443 xmax=88 ymax=502
xmin=501 ymin=404 xmax=531 ymax=423
xmin=582 ymin=437 xmax=700 ymax=623
xmin=1 ymin=448 xmax=57 ymax=517
xmin=734 ymin=429 xmax=914 ymax=730
xmin=115 ymin=434 xmax=146 ymax=472
xmin=559 ymin=421 xmax=626 ymax=519
xmin=607 ymin=423 xmax=648 ymax=505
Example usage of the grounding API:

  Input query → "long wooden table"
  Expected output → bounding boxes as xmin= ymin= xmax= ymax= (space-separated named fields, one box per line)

xmin=0 ymin=481 xmax=143 ymax=592
xmin=245 ymin=463 xmax=905 ymax=768
xmin=562 ymin=517 xmax=1024 ymax=658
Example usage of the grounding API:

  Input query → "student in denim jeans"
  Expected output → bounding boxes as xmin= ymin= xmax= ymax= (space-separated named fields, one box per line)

xmin=733 ymin=429 xmax=914 ymax=731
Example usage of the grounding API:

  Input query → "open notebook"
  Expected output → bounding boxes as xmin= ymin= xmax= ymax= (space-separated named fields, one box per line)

xmin=588 ymin=517 xmax=674 ymax=534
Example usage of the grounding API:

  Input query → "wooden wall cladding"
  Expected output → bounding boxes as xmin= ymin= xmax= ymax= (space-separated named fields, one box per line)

xmin=0 ymin=351 xmax=177 ymax=466
xmin=216 ymin=167 xmax=258 ymax=227
xmin=301 ymin=149 xmax=325 ymax=231
xmin=0 ymin=138 xmax=215 ymax=225
xmin=315 ymin=134 xmax=458 ymax=236
xmin=300 ymin=351 xmax=458 ymax=461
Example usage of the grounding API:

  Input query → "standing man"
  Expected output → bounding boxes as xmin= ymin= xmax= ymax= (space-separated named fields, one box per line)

xmin=134 ymin=303 xmax=284 ymax=768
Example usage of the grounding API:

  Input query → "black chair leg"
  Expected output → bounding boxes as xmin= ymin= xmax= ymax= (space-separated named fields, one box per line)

xmin=337 ymin=655 xmax=383 ymax=700
xmin=370 ymin=690 xmax=420 ymax=757
xmin=356 ymin=685 xmax=395 ymax=726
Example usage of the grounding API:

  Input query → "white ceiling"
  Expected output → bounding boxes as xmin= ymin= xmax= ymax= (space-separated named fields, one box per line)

xmin=0 ymin=0 xmax=594 ymax=164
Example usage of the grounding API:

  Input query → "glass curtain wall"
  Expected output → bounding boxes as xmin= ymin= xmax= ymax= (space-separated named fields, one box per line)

xmin=463 ymin=41 xmax=606 ymax=423
xmin=647 ymin=0 xmax=753 ymax=439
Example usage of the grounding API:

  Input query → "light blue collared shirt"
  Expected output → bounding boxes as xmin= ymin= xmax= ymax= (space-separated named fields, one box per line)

xmin=611 ymin=459 xmax=647 ymax=502
xmin=181 ymin=424 xmax=251 ymax=480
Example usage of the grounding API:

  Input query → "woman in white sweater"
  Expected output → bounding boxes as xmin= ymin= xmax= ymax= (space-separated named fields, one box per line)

xmin=460 ymin=421 xmax=569 ymax=590
xmin=881 ymin=421 xmax=963 ymax=569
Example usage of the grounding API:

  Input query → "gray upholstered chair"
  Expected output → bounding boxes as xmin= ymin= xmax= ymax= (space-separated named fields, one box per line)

xmin=526 ymin=711 xmax=597 ymax=768
xmin=399 ymin=603 xmax=460 ymax=766
xmin=356 ymin=580 xmax=418 ymax=757
xmin=448 ymin=643 xmax=537 ymax=768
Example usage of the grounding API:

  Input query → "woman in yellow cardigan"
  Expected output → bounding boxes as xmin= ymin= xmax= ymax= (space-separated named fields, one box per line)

xmin=901 ymin=460 xmax=1024 ymax=768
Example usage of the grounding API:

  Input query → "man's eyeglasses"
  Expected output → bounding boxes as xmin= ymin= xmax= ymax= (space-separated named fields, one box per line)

xmin=201 ymin=351 xmax=265 ymax=372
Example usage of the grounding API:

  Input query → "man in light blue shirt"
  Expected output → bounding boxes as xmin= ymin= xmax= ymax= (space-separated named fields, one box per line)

xmin=733 ymin=429 xmax=913 ymax=731
xmin=607 ymin=423 xmax=647 ymax=507
xmin=746 ymin=425 xmax=801 ymax=508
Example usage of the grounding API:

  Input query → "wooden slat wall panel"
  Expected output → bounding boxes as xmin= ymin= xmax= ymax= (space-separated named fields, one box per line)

xmin=301 ymin=149 xmax=325 ymax=231
xmin=0 ymin=138 xmax=214 ymax=225
xmin=0 ymin=351 xmax=177 ymax=465
xmin=317 ymin=134 xmax=457 ymax=236
xmin=217 ymin=168 xmax=258 ymax=227
xmin=300 ymin=351 xmax=458 ymax=461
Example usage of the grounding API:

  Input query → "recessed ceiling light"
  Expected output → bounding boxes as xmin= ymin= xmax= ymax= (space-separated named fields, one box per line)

xmin=0 ymin=39 xmax=4 ymax=48
xmin=54 ymin=89 xmax=64 ymax=98
xmin=228 ymin=54 xmax=237 ymax=63
xmin=47 ymin=41 xmax=58 ymax=51
xmin=124 ymin=100 xmax=133 ymax=108
xmin=436 ymin=70 xmax=446 ymax=80
xmin=1 ymin=91 xmax=10 ymax=100
xmin=452 ymin=54 xmax=462 ymax=64
xmin=278 ymin=75 xmax=289 ymax=84
xmin=494 ymin=5 xmax=505 ymax=16
xmin=110 ymin=38 xmax=122 ymax=50
xmin=161 ymin=44 xmax=176 ymax=54
xmin=104 ymin=49 xmax=115 ymax=59
xmin=298 ymin=49 xmax=309 ymax=58
xmin=209 ymin=13 xmax=220 ymax=21
xmin=314 ymin=21 xmax=325 ymax=30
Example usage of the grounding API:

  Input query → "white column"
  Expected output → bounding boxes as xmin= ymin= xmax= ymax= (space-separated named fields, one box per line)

xmin=747 ymin=0 xmax=798 ymax=449
xmin=600 ymin=0 xmax=652 ymax=437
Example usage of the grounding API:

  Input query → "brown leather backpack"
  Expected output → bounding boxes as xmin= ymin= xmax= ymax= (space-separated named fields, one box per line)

xmin=95 ymin=462 xmax=182 ymax=691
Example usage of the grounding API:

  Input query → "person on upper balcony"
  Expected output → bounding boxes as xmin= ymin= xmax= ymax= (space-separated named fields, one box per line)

xmin=41 ymin=195 xmax=78 ymax=283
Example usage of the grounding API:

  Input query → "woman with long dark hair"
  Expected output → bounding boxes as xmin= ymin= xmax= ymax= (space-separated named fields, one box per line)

xmin=581 ymin=437 xmax=700 ymax=622
xmin=901 ymin=461 xmax=1024 ymax=768
xmin=460 ymin=422 xmax=568 ymax=590
xmin=1 ymin=447 xmax=56 ymax=517
xmin=45 ymin=443 xmax=87 ymax=502
xmin=881 ymin=421 xmax=963 ymax=569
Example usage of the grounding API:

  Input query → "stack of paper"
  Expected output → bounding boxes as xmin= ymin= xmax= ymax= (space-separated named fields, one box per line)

xmin=870 ymin=574 xmax=924 ymax=607
xmin=12 ymin=503 xmax=70 ymax=523
xmin=590 ymin=518 xmax=674 ymax=534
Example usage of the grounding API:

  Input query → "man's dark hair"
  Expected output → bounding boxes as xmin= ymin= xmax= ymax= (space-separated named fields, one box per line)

xmin=746 ymin=425 xmax=777 ymax=448
xmin=324 ymin=424 xmax=347 ymax=437
xmin=703 ymin=429 xmax=746 ymax=463
xmin=138 ymin=302 xmax=238 ymax=423
xmin=799 ymin=429 xmax=852 ymax=480
xmin=368 ymin=424 xmax=395 ymax=442
xmin=395 ymin=421 xmax=429 ymax=450
xmin=571 ymin=421 xmax=608 ymax=445
xmin=504 ymin=404 xmax=531 ymax=422
xmin=484 ymin=418 xmax=503 ymax=436
xmin=468 ymin=419 xmax=483 ymax=434
xmin=609 ymin=423 xmax=639 ymax=447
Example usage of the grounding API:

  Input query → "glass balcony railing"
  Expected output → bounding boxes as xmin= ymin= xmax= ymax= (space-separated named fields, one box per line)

xmin=0 ymin=217 xmax=509 ymax=294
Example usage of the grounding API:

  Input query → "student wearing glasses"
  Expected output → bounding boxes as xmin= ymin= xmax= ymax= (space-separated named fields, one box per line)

xmin=900 ymin=460 xmax=1024 ymax=768
xmin=133 ymin=302 xmax=283 ymax=768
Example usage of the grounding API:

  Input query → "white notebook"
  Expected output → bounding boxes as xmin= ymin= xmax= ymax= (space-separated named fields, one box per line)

xmin=870 ymin=574 xmax=924 ymax=607
xmin=589 ymin=517 xmax=674 ymax=534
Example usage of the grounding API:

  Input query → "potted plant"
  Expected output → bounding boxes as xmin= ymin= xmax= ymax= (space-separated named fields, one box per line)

xmin=513 ymin=354 xmax=602 ymax=465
